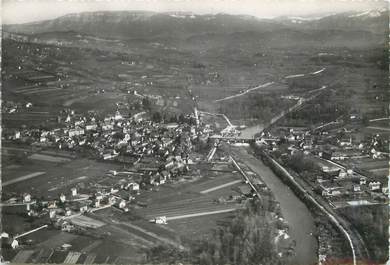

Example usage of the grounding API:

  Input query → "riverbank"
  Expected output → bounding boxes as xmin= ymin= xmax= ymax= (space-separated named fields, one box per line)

xmin=226 ymin=145 xmax=318 ymax=265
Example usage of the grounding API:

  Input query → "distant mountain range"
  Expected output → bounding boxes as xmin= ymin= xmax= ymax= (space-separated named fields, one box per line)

xmin=3 ymin=9 xmax=388 ymax=45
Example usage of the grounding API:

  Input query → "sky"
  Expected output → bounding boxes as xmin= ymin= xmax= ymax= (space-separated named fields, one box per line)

xmin=2 ymin=0 xmax=388 ymax=24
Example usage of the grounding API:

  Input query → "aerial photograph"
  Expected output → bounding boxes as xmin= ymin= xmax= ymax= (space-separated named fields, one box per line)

xmin=0 ymin=0 xmax=388 ymax=264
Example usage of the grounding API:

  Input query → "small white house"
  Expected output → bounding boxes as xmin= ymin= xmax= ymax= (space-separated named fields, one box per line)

xmin=118 ymin=200 xmax=126 ymax=209
xmin=11 ymin=239 xmax=19 ymax=249
xmin=79 ymin=205 xmax=88 ymax=213
xmin=338 ymin=171 xmax=347 ymax=178
xmin=155 ymin=216 xmax=167 ymax=225
xmin=60 ymin=194 xmax=66 ymax=203
xmin=353 ymin=185 xmax=361 ymax=192
xmin=369 ymin=181 xmax=381 ymax=191
xmin=23 ymin=193 xmax=31 ymax=203
xmin=360 ymin=178 xmax=367 ymax=185
xmin=130 ymin=183 xmax=140 ymax=191
xmin=71 ymin=187 xmax=77 ymax=196
xmin=49 ymin=210 xmax=56 ymax=219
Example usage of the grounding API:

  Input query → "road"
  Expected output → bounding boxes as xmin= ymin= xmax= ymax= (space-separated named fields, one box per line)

xmin=214 ymin=68 xmax=326 ymax=103
xmin=366 ymin=126 xmax=390 ymax=132
xmin=166 ymin=208 xmax=237 ymax=221
xmin=2 ymin=172 xmax=46 ymax=187
xmin=200 ymin=179 xmax=242 ymax=194
xmin=369 ymin=117 xmax=390 ymax=122
xmin=215 ymin=82 xmax=274 ymax=102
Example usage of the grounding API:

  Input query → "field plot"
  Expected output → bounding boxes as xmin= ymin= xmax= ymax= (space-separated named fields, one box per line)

xmin=2 ymin=153 xmax=121 ymax=198
xmin=352 ymin=158 xmax=389 ymax=177
xmin=133 ymin=171 xmax=246 ymax=239
xmin=70 ymin=215 xmax=106 ymax=229
xmin=28 ymin=153 xmax=71 ymax=163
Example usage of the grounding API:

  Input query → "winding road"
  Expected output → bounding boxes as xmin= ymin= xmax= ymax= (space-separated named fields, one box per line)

xmin=214 ymin=68 xmax=326 ymax=102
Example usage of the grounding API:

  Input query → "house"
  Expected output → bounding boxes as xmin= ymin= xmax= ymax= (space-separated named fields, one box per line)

xmin=61 ymin=222 xmax=75 ymax=232
xmin=164 ymin=123 xmax=179 ymax=129
xmin=65 ymin=208 xmax=72 ymax=216
xmin=95 ymin=193 xmax=104 ymax=201
xmin=77 ymin=202 xmax=89 ymax=213
xmin=320 ymin=182 xmax=344 ymax=197
xmin=339 ymin=138 xmax=352 ymax=147
xmin=85 ymin=124 xmax=97 ymax=131
xmin=108 ymin=196 xmax=116 ymax=205
xmin=322 ymin=188 xmax=342 ymax=197
xmin=68 ymin=128 xmax=85 ymax=137
xmin=114 ymin=111 xmax=123 ymax=120
xmin=129 ymin=182 xmax=140 ymax=191
xmin=59 ymin=194 xmax=66 ymax=203
xmin=158 ymin=175 xmax=166 ymax=185
xmin=23 ymin=193 xmax=31 ymax=203
xmin=369 ymin=181 xmax=381 ymax=191
xmin=331 ymin=152 xmax=348 ymax=160
xmin=110 ymin=186 xmax=119 ymax=194
xmin=49 ymin=210 xmax=56 ymax=219
xmin=11 ymin=239 xmax=19 ymax=249
xmin=161 ymin=170 xmax=171 ymax=180
xmin=353 ymin=185 xmax=361 ymax=192
xmin=115 ymin=200 xmax=127 ymax=209
xmin=75 ymin=120 xmax=85 ymax=127
xmin=360 ymin=178 xmax=367 ymax=185
xmin=71 ymin=187 xmax=77 ymax=196
xmin=154 ymin=216 xmax=167 ymax=224
xmin=48 ymin=201 xmax=57 ymax=209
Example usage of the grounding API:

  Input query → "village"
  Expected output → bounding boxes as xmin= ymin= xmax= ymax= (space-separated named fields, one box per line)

xmin=255 ymin=114 xmax=389 ymax=210
xmin=2 ymin=100 xmax=294 ymax=262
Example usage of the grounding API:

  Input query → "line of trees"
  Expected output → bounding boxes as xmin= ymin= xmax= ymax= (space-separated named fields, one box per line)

xmin=190 ymin=200 xmax=283 ymax=265
xmin=146 ymin=199 xmax=285 ymax=265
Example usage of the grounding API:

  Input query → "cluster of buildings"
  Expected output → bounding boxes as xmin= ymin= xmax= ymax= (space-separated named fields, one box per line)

xmin=2 ymin=100 xmax=33 ymax=114
xmin=259 ymin=123 xmax=389 ymax=206
xmin=2 ymin=107 xmax=221 ymax=242
xmin=5 ymin=107 xmax=212 ymax=164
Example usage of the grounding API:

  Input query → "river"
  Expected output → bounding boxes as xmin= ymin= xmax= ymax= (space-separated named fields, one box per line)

xmin=232 ymin=124 xmax=318 ymax=265
xmin=238 ymin=124 xmax=264 ymax=139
